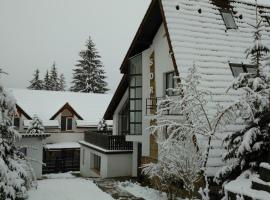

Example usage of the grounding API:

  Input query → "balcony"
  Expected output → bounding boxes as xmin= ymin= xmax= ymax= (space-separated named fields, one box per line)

xmin=84 ymin=131 xmax=133 ymax=151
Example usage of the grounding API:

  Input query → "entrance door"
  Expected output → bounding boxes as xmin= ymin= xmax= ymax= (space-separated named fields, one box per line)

xmin=137 ymin=143 xmax=142 ymax=178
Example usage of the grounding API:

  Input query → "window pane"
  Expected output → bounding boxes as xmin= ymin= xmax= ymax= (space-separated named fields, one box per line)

xmin=136 ymin=88 xmax=142 ymax=98
xmin=135 ymin=112 xmax=142 ymax=122
xmin=221 ymin=11 xmax=237 ymax=29
xmin=135 ymin=100 xmax=142 ymax=110
xmin=130 ymin=124 xmax=135 ymax=134
xmin=67 ymin=118 xmax=72 ymax=130
xmin=246 ymin=66 xmax=257 ymax=74
xmin=61 ymin=116 xmax=67 ymax=131
xmin=130 ymin=112 xmax=135 ymax=122
xmin=130 ymin=88 xmax=135 ymax=99
xmin=231 ymin=66 xmax=244 ymax=77
xmin=130 ymin=76 xmax=136 ymax=87
xmin=135 ymin=124 xmax=142 ymax=134
xmin=135 ymin=76 xmax=142 ymax=87
xmin=130 ymin=100 xmax=135 ymax=110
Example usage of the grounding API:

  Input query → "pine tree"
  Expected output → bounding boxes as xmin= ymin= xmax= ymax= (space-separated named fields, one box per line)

xmin=58 ymin=74 xmax=66 ymax=91
xmin=27 ymin=115 xmax=45 ymax=135
xmin=215 ymin=4 xmax=270 ymax=184
xmin=27 ymin=69 xmax=43 ymax=90
xmin=49 ymin=62 xmax=59 ymax=91
xmin=0 ymin=79 xmax=33 ymax=199
xmin=70 ymin=36 xmax=109 ymax=93
xmin=43 ymin=70 xmax=51 ymax=90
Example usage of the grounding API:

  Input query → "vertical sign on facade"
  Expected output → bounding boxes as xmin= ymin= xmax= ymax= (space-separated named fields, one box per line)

xmin=149 ymin=51 xmax=158 ymax=161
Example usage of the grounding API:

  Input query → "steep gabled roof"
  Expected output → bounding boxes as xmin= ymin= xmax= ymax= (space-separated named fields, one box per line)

xmin=161 ymin=0 xmax=270 ymax=175
xmin=50 ymin=102 xmax=83 ymax=120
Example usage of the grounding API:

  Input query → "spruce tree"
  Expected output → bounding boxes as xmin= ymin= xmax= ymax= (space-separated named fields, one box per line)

xmin=49 ymin=62 xmax=59 ymax=91
xmin=70 ymin=36 xmax=109 ymax=93
xmin=27 ymin=69 xmax=43 ymax=90
xmin=0 ymin=77 xmax=33 ymax=199
xmin=43 ymin=70 xmax=51 ymax=90
xmin=58 ymin=74 xmax=66 ymax=91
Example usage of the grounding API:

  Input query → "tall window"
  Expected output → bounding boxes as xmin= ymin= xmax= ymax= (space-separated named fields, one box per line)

xmin=119 ymin=102 xmax=129 ymax=135
xmin=229 ymin=63 xmax=256 ymax=77
xmin=61 ymin=116 xmax=73 ymax=131
xmin=165 ymin=71 xmax=177 ymax=96
xmin=13 ymin=117 xmax=20 ymax=129
xmin=220 ymin=10 xmax=237 ymax=29
xmin=93 ymin=154 xmax=101 ymax=173
xmin=129 ymin=54 xmax=142 ymax=135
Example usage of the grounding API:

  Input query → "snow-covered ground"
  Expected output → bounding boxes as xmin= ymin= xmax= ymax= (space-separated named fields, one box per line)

xmin=119 ymin=181 xmax=168 ymax=200
xmin=28 ymin=173 xmax=114 ymax=200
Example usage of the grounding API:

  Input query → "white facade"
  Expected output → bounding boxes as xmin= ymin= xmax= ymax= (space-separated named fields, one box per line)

xmin=16 ymin=137 xmax=44 ymax=179
xmin=80 ymin=143 xmax=132 ymax=178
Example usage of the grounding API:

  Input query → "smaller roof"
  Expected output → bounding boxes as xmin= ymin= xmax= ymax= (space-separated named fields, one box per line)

xmin=44 ymin=142 xmax=80 ymax=149
xmin=76 ymin=120 xmax=98 ymax=128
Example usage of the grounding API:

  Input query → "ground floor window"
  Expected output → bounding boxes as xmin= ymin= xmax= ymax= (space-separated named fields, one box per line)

xmin=93 ymin=154 xmax=101 ymax=173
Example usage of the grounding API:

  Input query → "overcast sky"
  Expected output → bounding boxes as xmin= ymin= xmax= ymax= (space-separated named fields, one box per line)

xmin=0 ymin=0 xmax=150 ymax=93
xmin=1 ymin=0 xmax=269 ymax=94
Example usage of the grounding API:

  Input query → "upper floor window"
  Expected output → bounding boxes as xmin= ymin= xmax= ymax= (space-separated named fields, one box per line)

xmin=13 ymin=117 xmax=20 ymax=129
xmin=266 ymin=17 xmax=270 ymax=26
xmin=229 ymin=63 xmax=256 ymax=77
xmin=220 ymin=10 xmax=237 ymax=29
xmin=61 ymin=116 xmax=73 ymax=131
xmin=165 ymin=71 xmax=177 ymax=96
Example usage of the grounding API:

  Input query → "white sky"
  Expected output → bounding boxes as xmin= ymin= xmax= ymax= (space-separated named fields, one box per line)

xmin=0 ymin=0 xmax=151 ymax=93
xmin=0 ymin=0 xmax=269 ymax=93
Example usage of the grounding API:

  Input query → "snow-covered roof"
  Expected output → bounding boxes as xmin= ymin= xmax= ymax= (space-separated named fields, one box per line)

xmin=9 ymin=89 xmax=112 ymax=125
xmin=161 ymin=0 xmax=270 ymax=175
xmin=76 ymin=120 xmax=113 ymax=128
xmin=44 ymin=142 xmax=80 ymax=149
xmin=24 ymin=120 xmax=59 ymax=128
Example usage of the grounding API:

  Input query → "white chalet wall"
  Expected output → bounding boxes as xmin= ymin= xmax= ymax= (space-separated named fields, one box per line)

xmin=16 ymin=137 xmax=44 ymax=179
xmin=80 ymin=145 xmax=132 ymax=178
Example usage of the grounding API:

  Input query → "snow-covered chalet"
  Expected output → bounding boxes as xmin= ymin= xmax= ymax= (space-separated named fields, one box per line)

xmin=80 ymin=0 xmax=270 ymax=197
xmin=10 ymin=88 xmax=112 ymax=178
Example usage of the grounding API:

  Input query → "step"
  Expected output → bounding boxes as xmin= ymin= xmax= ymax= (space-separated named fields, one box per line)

xmin=259 ymin=163 xmax=270 ymax=182
xmin=251 ymin=177 xmax=270 ymax=193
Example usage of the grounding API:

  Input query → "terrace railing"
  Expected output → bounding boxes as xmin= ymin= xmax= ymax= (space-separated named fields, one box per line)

xmin=84 ymin=131 xmax=133 ymax=151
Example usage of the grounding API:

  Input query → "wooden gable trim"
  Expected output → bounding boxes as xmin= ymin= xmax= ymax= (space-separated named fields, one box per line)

xmin=50 ymin=103 xmax=83 ymax=120
xmin=120 ymin=0 xmax=163 ymax=74
xmin=16 ymin=104 xmax=32 ymax=119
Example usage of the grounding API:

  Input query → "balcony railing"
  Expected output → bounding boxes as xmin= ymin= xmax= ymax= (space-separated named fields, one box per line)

xmin=146 ymin=97 xmax=181 ymax=116
xmin=84 ymin=131 xmax=133 ymax=151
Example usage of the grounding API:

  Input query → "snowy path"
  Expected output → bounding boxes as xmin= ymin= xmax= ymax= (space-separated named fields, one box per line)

xmin=28 ymin=173 xmax=114 ymax=200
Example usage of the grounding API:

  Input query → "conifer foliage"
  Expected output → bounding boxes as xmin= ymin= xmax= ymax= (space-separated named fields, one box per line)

xmin=71 ymin=37 xmax=109 ymax=93
xmin=28 ymin=62 xmax=66 ymax=91
xmin=27 ymin=69 xmax=43 ymax=90
xmin=0 ymin=79 xmax=33 ymax=199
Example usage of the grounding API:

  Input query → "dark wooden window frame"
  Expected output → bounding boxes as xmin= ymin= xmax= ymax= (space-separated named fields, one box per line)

xmin=129 ymin=53 xmax=143 ymax=135
xmin=165 ymin=71 xmax=177 ymax=96
xmin=220 ymin=10 xmax=238 ymax=30
xmin=229 ymin=63 xmax=256 ymax=77
xmin=13 ymin=117 xmax=20 ymax=129
xmin=61 ymin=116 xmax=73 ymax=131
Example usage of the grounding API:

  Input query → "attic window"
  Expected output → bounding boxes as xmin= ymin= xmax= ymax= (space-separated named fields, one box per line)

xmin=220 ymin=10 xmax=237 ymax=29
xmin=266 ymin=17 xmax=270 ymax=26
xmin=229 ymin=63 xmax=256 ymax=77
